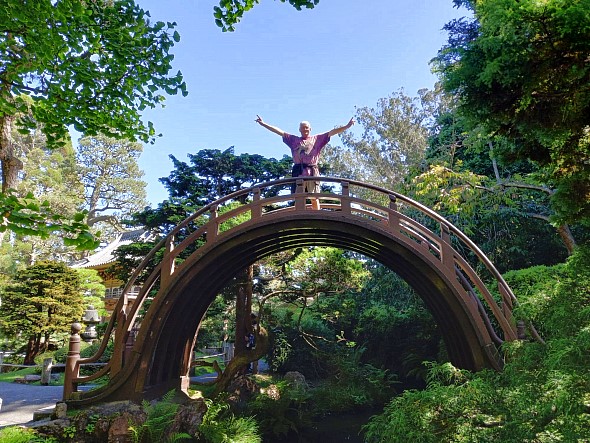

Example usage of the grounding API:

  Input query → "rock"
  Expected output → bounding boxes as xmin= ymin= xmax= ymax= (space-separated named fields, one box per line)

xmin=30 ymin=418 xmax=70 ymax=441
xmin=109 ymin=412 xmax=137 ymax=443
xmin=284 ymin=371 xmax=308 ymax=390
xmin=227 ymin=375 xmax=260 ymax=409
xmin=169 ymin=399 xmax=207 ymax=436
xmin=261 ymin=384 xmax=281 ymax=400
xmin=28 ymin=397 xmax=208 ymax=442
xmin=24 ymin=374 xmax=42 ymax=382
xmin=54 ymin=401 xmax=68 ymax=419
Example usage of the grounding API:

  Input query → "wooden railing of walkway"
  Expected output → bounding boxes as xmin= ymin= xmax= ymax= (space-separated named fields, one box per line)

xmin=64 ymin=176 xmax=522 ymax=400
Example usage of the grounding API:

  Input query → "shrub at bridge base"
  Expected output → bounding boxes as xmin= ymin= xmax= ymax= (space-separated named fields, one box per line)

xmin=362 ymin=247 xmax=590 ymax=442
xmin=26 ymin=396 xmax=206 ymax=442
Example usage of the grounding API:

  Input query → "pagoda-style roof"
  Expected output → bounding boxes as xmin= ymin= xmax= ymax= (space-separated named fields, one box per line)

xmin=71 ymin=229 xmax=155 ymax=269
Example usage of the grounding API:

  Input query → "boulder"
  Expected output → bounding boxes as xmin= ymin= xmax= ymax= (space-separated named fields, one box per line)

xmin=284 ymin=371 xmax=309 ymax=390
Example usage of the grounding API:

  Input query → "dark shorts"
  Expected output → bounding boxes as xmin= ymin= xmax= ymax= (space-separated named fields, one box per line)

xmin=291 ymin=164 xmax=320 ymax=193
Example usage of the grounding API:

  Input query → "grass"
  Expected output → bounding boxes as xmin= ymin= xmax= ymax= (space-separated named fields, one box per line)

xmin=0 ymin=366 xmax=66 ymax=386
xmin=0 ymin=366 xmax=38 ymax=383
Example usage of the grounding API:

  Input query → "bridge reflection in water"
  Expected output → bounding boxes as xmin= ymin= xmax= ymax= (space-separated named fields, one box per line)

xmin=64 ymin=177 xmax=522 ymax=406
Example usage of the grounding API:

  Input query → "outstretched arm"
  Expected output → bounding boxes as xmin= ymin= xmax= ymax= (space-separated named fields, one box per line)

xmin=255 ymin=115 xmax=285 ymax=137
xmin=328 ymin=117 xmax=355 ymax=137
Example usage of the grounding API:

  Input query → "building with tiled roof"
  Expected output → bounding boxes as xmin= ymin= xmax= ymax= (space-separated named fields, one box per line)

xmin=71 ymin=229 xmax=155 ymax=314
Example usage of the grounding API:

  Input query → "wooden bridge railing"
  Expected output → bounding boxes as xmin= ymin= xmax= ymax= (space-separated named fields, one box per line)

xmin=64 ymin=176 xmax=520 ymax=399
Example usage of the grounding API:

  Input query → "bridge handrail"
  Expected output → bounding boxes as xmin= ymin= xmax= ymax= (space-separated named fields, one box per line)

xmin=66 ymin=176 xmax=518 ymax=397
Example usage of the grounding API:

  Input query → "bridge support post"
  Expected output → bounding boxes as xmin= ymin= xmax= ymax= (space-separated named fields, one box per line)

xmin=63 ymin=322 xmax=82 ymax=400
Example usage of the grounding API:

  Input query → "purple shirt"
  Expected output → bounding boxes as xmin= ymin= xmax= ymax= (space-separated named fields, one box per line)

xmin=282 ymin=132 xmax=330 ymax=177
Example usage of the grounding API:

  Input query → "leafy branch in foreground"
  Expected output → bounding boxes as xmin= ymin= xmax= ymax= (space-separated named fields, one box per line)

xmin=213 ymin=0 xmax=319 ymax=31
xmin=0 ymin=190 xmax=99 ymax=250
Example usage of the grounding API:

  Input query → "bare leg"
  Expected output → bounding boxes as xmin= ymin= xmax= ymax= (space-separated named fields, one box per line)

xmin=307 ymin=180 xmax=321 ymax=210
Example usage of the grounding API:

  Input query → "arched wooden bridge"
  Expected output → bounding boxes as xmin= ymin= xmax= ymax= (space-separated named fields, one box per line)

xmin=64 ymin=177 xmax=521 ymax=406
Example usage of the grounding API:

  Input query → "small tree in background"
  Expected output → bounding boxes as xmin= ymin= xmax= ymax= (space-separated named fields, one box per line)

xmin=0 ymin=261 xmax=84 ymax=364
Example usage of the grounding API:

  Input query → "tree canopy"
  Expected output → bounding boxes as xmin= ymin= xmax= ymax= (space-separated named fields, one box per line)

xmin=212 ymin=0 xmax=319 ymax=31
xmin=432 ymin=0 xmax=590 ymax=224
xmin=77 ymin=134 xmax=147 ymax=232
xmin=0 ymin=0 xmax=186 ymax=154
xmin=0 ymin=261 xmax=84 ymax=364
xmin=0 ymin=0 xmax=186 ymax=248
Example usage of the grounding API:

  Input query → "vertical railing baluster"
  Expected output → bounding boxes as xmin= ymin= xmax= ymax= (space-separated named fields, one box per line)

xmin=341 ymin=181 xmax=351 ymax=214
xmin=252 ymin=188 xmax=262 ymax=219
xmin=161 ymin=234 xmax=175 ymax=289
xmin=63 ymin=323 xmax=82 ymax=400
xmin=439 ymin=223 xmax=456 ymax=270
xmin=208 ymin=204 xmax=219 ymax=243
xmin=295 ymin=180 xmax=306 ymax=211
xmin=387 ymin=194 xmax=400 ymax=233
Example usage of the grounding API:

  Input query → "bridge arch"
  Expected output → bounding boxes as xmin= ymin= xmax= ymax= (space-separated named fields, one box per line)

xmin=65 ymin=177 xmax=518 ymax=405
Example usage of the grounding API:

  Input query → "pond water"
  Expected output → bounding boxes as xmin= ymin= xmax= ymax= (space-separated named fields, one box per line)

xmin=270 ymin=407 xmax=380 ymax=443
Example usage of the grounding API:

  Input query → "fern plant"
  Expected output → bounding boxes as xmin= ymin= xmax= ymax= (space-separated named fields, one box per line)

xmin=198 ymin=399 xmax=261 ymax=443
xmin=128 ymin=389 xmax=193 ymax=443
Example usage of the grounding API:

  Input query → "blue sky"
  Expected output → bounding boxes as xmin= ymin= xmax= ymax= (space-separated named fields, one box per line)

xmin=135 ymin=0 xmax=468 ymax=205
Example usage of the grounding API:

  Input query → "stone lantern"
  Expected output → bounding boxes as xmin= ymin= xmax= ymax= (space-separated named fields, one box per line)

xmin=80 ymin=305 xmax=100 ymax=343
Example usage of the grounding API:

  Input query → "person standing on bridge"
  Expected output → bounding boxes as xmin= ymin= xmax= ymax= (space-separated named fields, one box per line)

xmin=255 ymin=115 xmax=354 ymax=209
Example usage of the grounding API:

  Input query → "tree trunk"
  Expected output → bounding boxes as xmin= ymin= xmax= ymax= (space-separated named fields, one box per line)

xmin=212 ymin=327 xmax=269 ymax=397
xmin=0 ymin=114 xmax=23 ymax=245
xmin=24 ymin=335 xmax=37 ymax=365
xmin=556 ymin=223 xmax=576 ymax=255
xmin=528 ymin=213 xmax=577 ymax=255
xmin=0 ymin=114 xmax=23 ymax=193
xmin=234 ymin=265 xmax=253 ymax=356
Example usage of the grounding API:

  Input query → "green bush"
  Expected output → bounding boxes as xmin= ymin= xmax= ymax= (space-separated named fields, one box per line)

xmin=362 ymin=247 xmax=590 ymax=442
xmin=311 ymin=346 xmax=398 ymax=412
xmin=0 ymin=426 xmax=57 ymax=443
xmin=80 ymin=340 xmax=114 ymax=362
xmin=246 ymin=381 xmax=312 ymax=439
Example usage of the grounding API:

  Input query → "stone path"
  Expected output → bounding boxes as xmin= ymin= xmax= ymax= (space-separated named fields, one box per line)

xmin=0 ymin=382 xmax=63 ymax=428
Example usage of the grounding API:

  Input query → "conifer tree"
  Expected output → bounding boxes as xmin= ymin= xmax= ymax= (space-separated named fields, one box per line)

xmin=0 ymin=261 xmax=84 ymax=364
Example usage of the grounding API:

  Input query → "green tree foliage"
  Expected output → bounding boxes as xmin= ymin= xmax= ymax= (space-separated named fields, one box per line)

xmin=11 ymin=126 xmax=88 ymax=262
xmin=362 ymin=246 xmax=590 ymax=442
xmin=77 ymin=134 xmax=147 ymax=233
xmin=16 ymin=126 xmax=84 ymax=216
xmin=160 ymin=147 xmax=292 ymax=206
xmin=212 ymin=0 xmax=319 ymax=31
xmin=0 ymin=0 xmax=186 ymax=247
xmin=433 ymin=0 xmax=590 ymax=224
xmin=0 ymin=190 xmax=98 ymax=250
xmin=0 ymin=0 xmax=186 ymax=166
xmin=76 ymin=268 xmax=107 ymax=318
xmin=414 ymin=101 xmax=583 ymax=267
xmin=324 ymin=88 xmax=444 ymax=192
xmin=0 ymin=261 xmax=84 ymax=364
